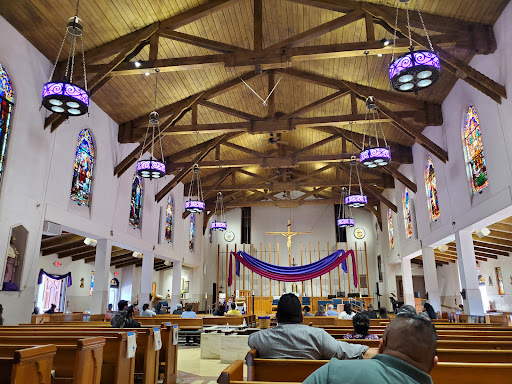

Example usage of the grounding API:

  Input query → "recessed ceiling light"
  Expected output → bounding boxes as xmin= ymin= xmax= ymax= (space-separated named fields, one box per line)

xmin=134 ymin=61 xmax=142 ymax=68
xmin=144 ymin=72 xmax=150 ymax=76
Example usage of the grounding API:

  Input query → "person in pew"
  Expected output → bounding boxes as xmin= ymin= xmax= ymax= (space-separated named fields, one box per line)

xmin=180 ymin=303 xmax=198 ymax=319
xmin=343 ymin=313 xmax=379 ymax=340
xmin=304 ymin=312 xmax=438 ymax=384
xmin=326 ymin=305 xmax=338 ymax=316
xmin=227 ymin=302 xmax=241 ymax=316
xmin=363 ymin=304 xmax=377 ymax=319
xmin=213 ymin=304 xmax=225 ymax=316
xmin=172 ymin=304 xmax=183 ymax=315
xmin=315 ymin=305 xmax=327 ymax=316
xmin=32 ymin=307 xmax=40 ymax=315
xmin=422 ymin=303 xmax=437 ymax=320
xmin=140 ymin=303 xmax=157 ymax=317
xmin=111 ymin=300 xmax=141 ymax=328
xmin=303 ymin=306 xmax=314 ymax=317
xmin=339 ymin=303 xmax=356 ymax=320
xmin=248 ymin=294 xmax=373 ymax=360
xmin=44 ymin=304 xmax=56 ymax=314
xmin=379 ymin=307 xmax=390 ymax=320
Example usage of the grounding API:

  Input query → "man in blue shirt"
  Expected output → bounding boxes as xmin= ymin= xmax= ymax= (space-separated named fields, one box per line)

xmin=181 ymin=303 xmax=199 ymax=344
xmin=304 ymin=312 xmax=438 ymax=384
xmin=326 ymin=304 xmax=338 ymax=316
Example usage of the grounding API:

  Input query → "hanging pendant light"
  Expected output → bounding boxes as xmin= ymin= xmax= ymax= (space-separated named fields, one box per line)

xmin=360 ymin=53 xmax=391 ymax=168
xmin=345 ymin=156 xmax=367 ymax=208
xmin=389 ymin=0 xmax=440 ymax=93
xmin=136 ymin=69 xmax=166 ymax=179
xmin=337 ymin=187 xmax=355 ymax=228
xmin=211 ymin=192 xmax=227 ymax=231
xmin=185 ymin=164 xmax=205 ymax=213
xmin=42 ymin=0 xmax=89 ymax=117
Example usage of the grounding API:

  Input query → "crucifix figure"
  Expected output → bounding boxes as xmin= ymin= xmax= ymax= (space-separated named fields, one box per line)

xmin=266 ymin=220 xmax=312 ymax=265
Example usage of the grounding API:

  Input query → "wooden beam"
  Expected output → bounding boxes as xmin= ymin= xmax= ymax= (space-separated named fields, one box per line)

xmin=156 ymin=133 xmax=240 ymax=202
xmin=267 ymin=71 xmax=275 ymax=118
xmin=267 ymin=11 xmax=365 ymax=50
xmin=159 ymin=30 xmax=250 ymax=53
xmin=364 ymin=13 xmax=375 ymax=42
xmin=291 ymin=135 xmax=340 ymax=156
xmin=279 ymin=90 xmax=350 ymax=120
xmin=472 ymin=235 xmax=512 ymax=248
xmin=57 ymin=245 xmax=93 ymax=259
xmin=222 ymin=141 xmax=267 ymax=158
xmin=71 ymin=250 xmax=98 ymax=261
xmin=149 ymin=33 xmax=159 ymax=61
xmin=115 ymin=259 xmax=143 ymax=269
xmin=198 ymin=100 xmax=262 ymax=120
xmin=41 ymin=234 xmax=83 ymax=250
xmin=254 ymin=0 xmax=263 ymax=51
xmin=41 ymin=240 xmax=85 ymax=256
xmin=225 ymin=198 xmax=339 ymax=208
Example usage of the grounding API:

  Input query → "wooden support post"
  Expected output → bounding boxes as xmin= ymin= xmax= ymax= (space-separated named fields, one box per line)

xmin=355 ymin=242 xmax=360 ymax=294
xmin=243 ymin=244 xmax=246 ymax=290
xmin=328 ymin=242 xmax=332 ymax=296
xmin=347 ymin=244 xmax=351 ymax=294
xmin=318 ymin=242 xmax=323 ymax=297
xmin=225 ymin=244 xmax=229 ymax=298
xmin=269 ymin=243 xmax=272 ymax=298
xmin=364 ymin=241 xmax=370 ymax=298
xmin=309 ymin=243 xmax=313 ymax=298
xmin=300 ymin=243 xmax=304 ymax=294
xmin=277 ymin=242 xmax=281 ymax=296
xmin=260 ymin=243 xmax=263 ymax=298
xmin=234 ymin=244 xmax=237 ymax=293
xmin=217 ymin=244 xmax=220 ymax=304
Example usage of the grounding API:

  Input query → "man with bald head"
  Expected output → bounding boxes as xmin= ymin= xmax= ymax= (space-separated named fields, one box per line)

xmin=304 ymin=312 xmax=438 ymax=384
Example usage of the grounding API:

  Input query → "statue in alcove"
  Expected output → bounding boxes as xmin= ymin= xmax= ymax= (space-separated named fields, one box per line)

xmin=3 ymin=237 xmax=19 ymax=290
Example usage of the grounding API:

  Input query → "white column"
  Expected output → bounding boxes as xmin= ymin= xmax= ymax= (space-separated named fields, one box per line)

xmin=170 ymin=261 xmax=182 ymax=311
xmin=455 ymin=230 xmax=484 ymax=315
xmin=90 ymin=239 xmax=112 ymax=314
xmin=120 ymin=264 xmax=134 ymax=303
xmin=140 ymin=252 xmax=154 ymax=307
xmin=401 ymin=258 xmax=415 ymax=307
xmin=422 ymin=247 xmax=441 ymax=313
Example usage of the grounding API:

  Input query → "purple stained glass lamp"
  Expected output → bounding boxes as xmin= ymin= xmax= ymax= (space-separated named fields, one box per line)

xmin=345 ymin=194 xmax=367 ymax=208
xmin=136 ymin=157 xmax=166 ymax=179
xmin=359 ymin=147 xmax=391 ymax=168
xmin=211 ymin=221 xmax=227 ymax=231
xmin=185 ymin=200 xmax=205 ymax=213
xmin=337 ymin=218 xmax=355 ymax=228
xmin=389 ymin=49 xmax=440 ymax=93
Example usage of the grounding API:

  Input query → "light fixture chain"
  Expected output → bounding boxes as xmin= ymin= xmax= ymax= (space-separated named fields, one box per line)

xmin=81 ymin=36 xmax=88 ymax=91
xmin=65 ymin=32 xmax=74 ymax=79
xmin=415 ymin=0 xmax=434 ymax=51
xmin=348 ymin=162 xmax=353 ymax=196
xmin=405 ymin=1 xmax=412 ymax=47
xmin=69 ymin=32 xmax=77 ymax=83
xmin=139 ymin=121 xmax=151 ymax=161
xmin=75 ymin=0 xmax=80 ymax=17
xmin=355 ymin=163 xmax=363 ymax=195
xmin=372 ymin=109 xmax=380 ymax=147
xmin=362 ymin=105 xmax=368 ymax=150
xmin=49 ymin=33 xmax=68 ymax=82
xmin=375 ymin=109 xmax=389 ymax=148
xmin=391 ymin=1 xmax=400 ymax=63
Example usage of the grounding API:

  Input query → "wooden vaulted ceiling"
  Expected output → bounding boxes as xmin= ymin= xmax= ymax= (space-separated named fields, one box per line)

xmin=412 ymin=216 xmax=512 ymax=268
xmin=3 ymin=0 xmax=509 ymax=228
xmin=40 ymin=233 xmax=172 ymax=270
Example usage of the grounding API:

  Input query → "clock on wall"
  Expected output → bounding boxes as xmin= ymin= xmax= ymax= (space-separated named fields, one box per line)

xmin=354 ymin=227 xmax=366 ymax=240
xmin=224 ymin=231 xmax=235 ymax=242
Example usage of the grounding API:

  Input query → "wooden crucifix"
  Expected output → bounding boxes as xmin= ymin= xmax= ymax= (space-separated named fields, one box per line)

xmin=266 ymin=220 xmax=312 ymax=266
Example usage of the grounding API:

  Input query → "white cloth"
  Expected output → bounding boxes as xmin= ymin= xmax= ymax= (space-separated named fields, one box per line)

xmin=338 ymin=311 xmax=356 ymax=320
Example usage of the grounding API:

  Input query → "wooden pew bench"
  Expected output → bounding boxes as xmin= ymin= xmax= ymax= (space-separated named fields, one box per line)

xmin=340 ymin=338 xmax=512 ymax=350
xmin=243 ymin=349 xmax=512 ymax=383
xmin=0 ymin=345 xmax=56 ymax=384
xmin=160 ymin=323 xmax=179 ymax=384
xmin=0 ymin=336 xmax=104 ymax=384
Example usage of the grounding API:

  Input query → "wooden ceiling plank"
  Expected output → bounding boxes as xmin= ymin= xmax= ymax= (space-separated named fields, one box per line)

xmin=41 ymin=239 xmax=86 ymax=256
xmin=41 ymin=234 xmax=84 ymax=250
xmin=198 ymin=100 xmax=262 ymax=120
xmin=473 ymin=246 xmax=509 ymax=257
xmin=222 ymin=141 xmax=267 ymax=158
xmin=57 ymin=245 xmax=93 ymax=259
xmin=254 ymin=0 xmax=263 ymax=51
xmin=279 ymin=90 xmax=350 ymax=120
xmin=267 ymin=10 xmax=365 ymax=50
xmin=291 ymin=135 xmax=340 ymax=156
xmin=472 ymin=235 xmax=512 ymax=248
xmin=159 ymin=30 xmax=250 ymax=53
xmin=295 ymin=187 xmax=329 ymax=201
xmin=115 ymin=259 xmax=143 ymax=269
xmin=236 ymin=169 xmax=272 ymax=183
xmin=71 ymin=250 xmax=99 ymax=262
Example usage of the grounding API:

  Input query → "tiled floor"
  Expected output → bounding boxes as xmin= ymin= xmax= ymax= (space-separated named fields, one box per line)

xmin=177 ymin=344 xmax=247 ymax=384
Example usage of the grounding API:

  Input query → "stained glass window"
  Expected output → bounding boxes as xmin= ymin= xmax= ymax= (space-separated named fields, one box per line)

xmin=0 ymin=62 xmax=14 ymax=189
xmin=89 ymin=271 xmax=94 ymax=296
xmin=70 ymin=129 xmax=95 ymax=206
xmin=189 ymin=213 xmax=195 ymax=251
xmin=425 ymin=156 xmax=440 ymax=222
xmin=403 ymin=188 xmax=413 ymax=239
xmin=165 ymin=195 xmax=174 ymax=242
xmin=129 ymin=174 xmax=143 ymax=229
xmin=463 ymin=106 xmax=488 ymax=194
xmin=387 ymin=208 xmax=394 ymax=249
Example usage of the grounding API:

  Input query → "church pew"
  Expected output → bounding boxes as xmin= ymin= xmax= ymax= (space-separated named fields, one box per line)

xmin=0 ymin=337 xmax=104 ymax=384
xmin=244 ymin=349 xmax=512 ymax=383
xmin=321 ymin=327 xmax=512 ymax=337
xmin=436 ymin=349 xmax=512 ymax=363
xmin=160 ymin=323 xmax=179 ymax=384
xmin=300 ymin=317 xmax=335 ymax=327
xmin=340 ymin=338 xmax=512 ymax=350
xmin=485 ymin=314 xmax=512 ymax=326
xmin=0 ymin=327 xmax=154 ymax=384
xmin=0 ymin=334 xmax=131 ymax=384
xmin=0 ymin=344 xmax=56 ymax=384
xmin=203 ymin=316 xmax=245 ymax=326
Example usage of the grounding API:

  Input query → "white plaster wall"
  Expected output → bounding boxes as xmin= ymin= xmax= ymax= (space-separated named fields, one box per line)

xmin=436 ymin=263 xmax=463 ymax=310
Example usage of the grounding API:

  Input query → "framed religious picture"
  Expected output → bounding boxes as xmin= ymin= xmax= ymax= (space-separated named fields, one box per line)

xmin=354 ymin=228 xmax=366 ymax=239
xmin=224 ymin=231 xmax=235 ymax=242
xmin=183 ymin=281 xmax=189 ymax=294
xmin=496 ymin=267 xmax=505 ymax=295
xmin=377 ymin=255 xmax=383 ymax=282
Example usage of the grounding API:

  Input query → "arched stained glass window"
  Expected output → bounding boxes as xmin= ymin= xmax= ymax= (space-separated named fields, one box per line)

xmin=189 ymin=213 xmax=195 ymax=251
xmin=425 ymin=156 xmax=440 ymax=222
xmin=403 ymin=188 xmax=413 ymax=239
xmin=70 ymin=129 xmax=95 ymax=206
xmin=463 ymin=106 xmax=488 ymax=194
xmin=165 ymin=195 xmax=174 ymax=243
xmin=129 ymin=174 xmax=143 ymax=229
xmin=387 ymin=208 xmax=394 ymax=249
xmin=0 ymin=62 xmax=14 ymax=188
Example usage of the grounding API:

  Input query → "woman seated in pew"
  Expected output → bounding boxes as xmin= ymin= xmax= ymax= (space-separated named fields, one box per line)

xmin=339 ymin=303 xmax=356 ymax=320
xmin=140 ymin=303 xmax=156 ymax=317
xmin=378 ymin=307 xmax=390 ymax=320
xmin=315 ymin=305 xmax=327 ymax=316
xmin=343 ymin=313 xmax=379 ymax=340
xmin=180 ymin=303 xmax=198 ymax=318
xmin=423 ymin=303 xmax=437 ymax=320
xmin=213 ymin=304 xmax=225 ymax=316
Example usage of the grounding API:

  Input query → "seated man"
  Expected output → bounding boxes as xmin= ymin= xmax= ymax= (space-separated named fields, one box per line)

xmin=248 ymin=293 xmax=372 ymax=360
xmin=304 ymin=312 xmax=438 ymax=384
xmin=172 ymin=303 xmax=183 ymax=315
xmin=180 ymin=303 xmax=197 ymax=318
xmin=303 ymin=305 xmax=314 ymax=317
xmin=111 ymin=300 xmax=141 ymax=328
xmin=326 ymin=304 xmax=338 ymax=316
xmin=226 ymin=302 xmax=241 ymax=315
xmin=140 ymin=303 xmax=156 ymax=317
